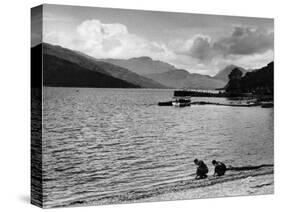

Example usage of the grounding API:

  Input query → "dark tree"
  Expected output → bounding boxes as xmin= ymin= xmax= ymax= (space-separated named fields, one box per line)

xmin=225 ymin=62 xmax=273 ymax=96
xmin=225 ymin=68 xmax=243 ymax=94
xmin=240 ymin=62 xmax=273 ymax=95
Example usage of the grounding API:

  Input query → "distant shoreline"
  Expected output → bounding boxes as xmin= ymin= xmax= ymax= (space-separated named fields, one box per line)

xmin=43 ymin=86 xmax=273 ymax=98
xmin=43 ymin=86 xmax=173 ymax=89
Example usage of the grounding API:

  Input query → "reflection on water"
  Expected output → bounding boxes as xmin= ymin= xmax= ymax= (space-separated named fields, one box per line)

xmin=42 ymin=88 xmax=273 ymax=207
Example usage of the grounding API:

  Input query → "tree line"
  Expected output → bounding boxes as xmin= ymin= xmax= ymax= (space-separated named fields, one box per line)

xmin=225 ymin=62 xmax=273 ymax=96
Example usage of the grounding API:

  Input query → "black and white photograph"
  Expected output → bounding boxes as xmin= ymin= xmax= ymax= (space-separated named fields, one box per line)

xmin=31 ymin=4 xmax=274 ymax=208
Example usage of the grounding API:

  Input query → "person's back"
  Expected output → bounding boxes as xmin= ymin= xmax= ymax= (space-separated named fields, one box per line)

xmin=194 ymin=159 xmax=209 ymax=179
xmin=212 ymin=160 xmax=226 ymax=176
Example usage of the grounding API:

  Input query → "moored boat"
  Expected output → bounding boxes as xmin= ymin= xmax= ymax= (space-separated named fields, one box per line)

xmin=158 ymin=90 xmax=191 ymax=107
xmin=172 ymin=90 xmax=191 ymax=107
xmin=172 ymin=96 xmax=191 ymax=107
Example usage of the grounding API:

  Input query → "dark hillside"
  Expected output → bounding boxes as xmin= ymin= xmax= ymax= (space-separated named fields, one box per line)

xmin=43 ymin=54 xmax=140 ymax=88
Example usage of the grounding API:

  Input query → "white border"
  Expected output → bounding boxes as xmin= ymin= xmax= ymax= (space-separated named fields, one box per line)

xmin=0 ymin=0 xmax=279 ymax=211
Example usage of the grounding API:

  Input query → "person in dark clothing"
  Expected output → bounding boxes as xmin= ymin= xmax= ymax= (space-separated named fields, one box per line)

xmin=212 ymin=160 xmax=227 ymax=176
xmin=194 ymin=159 xmax=209 ymax=179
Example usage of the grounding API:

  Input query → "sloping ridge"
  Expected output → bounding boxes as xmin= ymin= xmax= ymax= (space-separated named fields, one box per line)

xmin=32 ymin=44 xmax=139 ymax=88
xmin=41 ymin=43 xmax=166 ymax=88
xmin=104 ymin=57 xmax=228 ymax=89
xmin=43 ymin=54 xmax=140 ymax=88
xmin=103 ymin=56 xmax=177 ymax=75
xmin=145 ymin=69 xmax=226 ymax=89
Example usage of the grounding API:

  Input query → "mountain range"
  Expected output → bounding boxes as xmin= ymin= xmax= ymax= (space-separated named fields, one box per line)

xmin=39 ymin=43 xmax=165 ymax=88
xmin=102 ymin=57 xmax=177 ymax=75
xmin=102 ymin=57 xmax=248 ymax=89
xmin=33 ymin=42 xmax=253 ymax=89
xmin=144 ymin=69 xmax=227 ymax=90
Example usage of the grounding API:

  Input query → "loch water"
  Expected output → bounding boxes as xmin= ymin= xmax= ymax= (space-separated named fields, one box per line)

xmin=42 ymin=88 xmax=273 ymax=207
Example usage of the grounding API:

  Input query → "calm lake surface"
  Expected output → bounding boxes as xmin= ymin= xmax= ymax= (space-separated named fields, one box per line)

xmin=42 ymin=88 xmax=273 ymax=207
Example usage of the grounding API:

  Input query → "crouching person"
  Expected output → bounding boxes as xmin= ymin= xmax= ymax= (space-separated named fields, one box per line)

xmin=212 ymin=160 xmax=227 ymax=176
xmin=194 ymin=159 xmax=209 ymax=179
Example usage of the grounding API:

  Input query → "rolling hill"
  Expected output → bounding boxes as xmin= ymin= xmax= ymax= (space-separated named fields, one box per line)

xmin=103 ymin=57 xmax=237 ymax=89
xmin=43 ymin=54 xmax=140 ymax=88
xmin=34 ymin=42 xmax=254 ymax=90
xmin=40 ymin=43 xmax=166 ymax=88
xmin=145 ymin=69 xmax=227 ymax=90
xmin=103 ymin=57 xmax=177 ymax=76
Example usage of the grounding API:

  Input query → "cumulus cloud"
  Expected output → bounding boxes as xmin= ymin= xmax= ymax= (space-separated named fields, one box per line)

xmin=214 ymin=26 xmax=274 ymax=56
xmin=172 ymin=26 xmax=273 ymax=62
xmin=170 ymin=35 xmax=214 ymax=61
xmin=167 ymin=26 xmax=273 ymax=75
xmin=43 ymin=20 xmax=273 ymax=75
xmin=43 ymin=19 xmax=175 ymax=61
xmin=188 ymin=36 xmax=214 ymax=60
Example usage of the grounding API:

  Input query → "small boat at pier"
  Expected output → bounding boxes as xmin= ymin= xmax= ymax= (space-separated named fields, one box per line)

xmin=158 ymin=90 xmax=191 ymax=107
xmin=172 ymin=97 xmax=191 ymax=107
xmin=172 ymin=90 xmax=191 ymax=107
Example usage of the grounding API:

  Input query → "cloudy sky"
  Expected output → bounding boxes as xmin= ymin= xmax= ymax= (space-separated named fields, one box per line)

xmin=34 ymin=4 xmax=274 ymax=76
